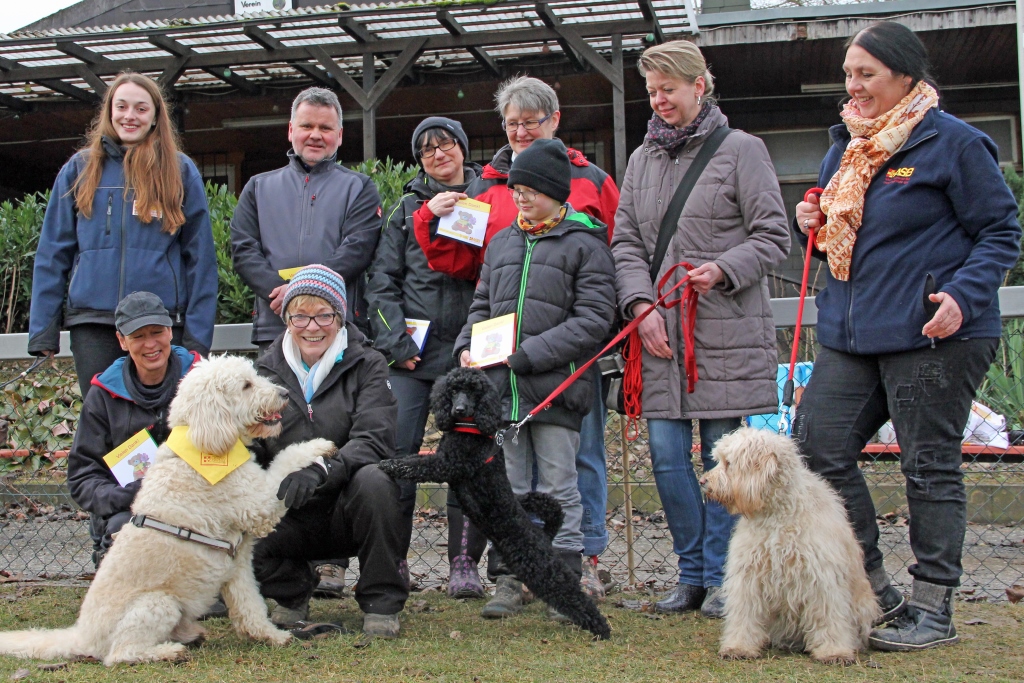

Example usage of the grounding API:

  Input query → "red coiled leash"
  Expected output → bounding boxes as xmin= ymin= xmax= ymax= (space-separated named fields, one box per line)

xmin=498 ymin=262 xmax=699 ymax=446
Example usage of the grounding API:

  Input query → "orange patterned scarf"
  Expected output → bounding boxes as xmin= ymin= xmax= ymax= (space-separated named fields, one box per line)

xmin=817 ymin=81 xmax=939 ymax=280
xmin=517 ymin=205 xmax=567 ymax=236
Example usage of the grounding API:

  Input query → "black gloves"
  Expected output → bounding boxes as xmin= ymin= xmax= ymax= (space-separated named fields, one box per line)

xmin=277 ymin=460 xmax=331 ymax=509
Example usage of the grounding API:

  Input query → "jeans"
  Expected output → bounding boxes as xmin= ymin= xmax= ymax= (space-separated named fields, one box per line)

xmin=795 ymin=339 xmax=998 ymax=587
xmin=503 ymin=422 xmax=583 ymax=552
xmin=647 ymin=417 xmax=741 ymax=588
xmin=576 ymin=365 xmax=610 ymax=557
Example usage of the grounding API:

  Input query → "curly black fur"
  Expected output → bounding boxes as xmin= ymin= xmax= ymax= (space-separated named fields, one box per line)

xmin=379 ymin=367 xmax=611 ymax=640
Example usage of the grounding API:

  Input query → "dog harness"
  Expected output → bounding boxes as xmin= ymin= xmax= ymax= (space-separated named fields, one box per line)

xmin=453 ymin=421 xmax=498 ymax=464
xmin=129 ymin=514 xmax=237 ymax=557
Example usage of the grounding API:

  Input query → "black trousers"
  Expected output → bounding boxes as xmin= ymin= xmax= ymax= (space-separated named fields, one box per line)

xmin=794 ymin=338 xmax=998 ymax=587
xmin=69 ymin=323 xmax=183 ymax=398
xmin=253 ymin=466 xmax=410 ymax=615
xmin=88 ymin=509 xmax=132 ymax=568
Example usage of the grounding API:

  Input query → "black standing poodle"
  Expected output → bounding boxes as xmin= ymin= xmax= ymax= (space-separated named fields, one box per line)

xmin=378 ymin=367 xmax=611 ymax=640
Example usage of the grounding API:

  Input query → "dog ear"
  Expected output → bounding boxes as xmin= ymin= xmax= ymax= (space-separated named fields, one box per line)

xmin=169 ymin=358 xmax=240 ymax=456
xmin=729 ymin=432 xmax=780 ymax=517
xmin=471 ymin=371 xmax=503 ymax=435
xmin=430 ymin=371 xmax=457 ymax=432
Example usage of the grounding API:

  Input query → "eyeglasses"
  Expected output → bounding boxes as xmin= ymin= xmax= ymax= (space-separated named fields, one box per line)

xmin=418 ymin=138 xmax=458 ymax=158
xmin=287 ymin=312 xmax=338 ymax=329
xmin=509 ymin=187 xmax=540 ymax=202
xmin=502 ymin=112 xmax=554 ymax=133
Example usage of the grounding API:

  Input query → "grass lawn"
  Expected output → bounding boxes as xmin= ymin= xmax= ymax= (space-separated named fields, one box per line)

xmin=1 ymin=585 xmax=1022 ymax=682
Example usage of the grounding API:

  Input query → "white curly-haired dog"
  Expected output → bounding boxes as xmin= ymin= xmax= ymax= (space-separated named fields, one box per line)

xmin=700 ymin=427 xmax=879 ymax=665
xmin=0 ymin=355 xmax=335 ymax=666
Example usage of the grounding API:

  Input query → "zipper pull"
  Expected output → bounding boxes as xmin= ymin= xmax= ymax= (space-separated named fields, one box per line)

xmin=307 ymin=403 xmax=314 ymax=422
xmin=106 ymin=196 xmax=113 ymax=216
xmin=176 ymin=311 xmax=182 ymax=324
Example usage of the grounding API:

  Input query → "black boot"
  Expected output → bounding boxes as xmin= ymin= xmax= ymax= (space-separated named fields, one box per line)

xmin=655 ymin=583 xmax=706 ymax=614
xmin=867 ymin=566 xmax=907 ymax=625
xmin=869 ymin=580 xmax=958 ymax=651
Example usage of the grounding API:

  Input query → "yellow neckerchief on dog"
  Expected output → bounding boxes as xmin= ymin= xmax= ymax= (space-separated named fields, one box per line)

xmin=166 ymin=426 xmax=249 ymax=485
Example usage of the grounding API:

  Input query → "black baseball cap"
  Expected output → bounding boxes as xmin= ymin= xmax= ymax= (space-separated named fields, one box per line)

xmin=115 ymin=291 xmax=173 ymax=335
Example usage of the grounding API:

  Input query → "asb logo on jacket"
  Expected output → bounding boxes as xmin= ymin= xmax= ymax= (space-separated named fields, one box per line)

xmin=885 ymin=167 xmax=915 ymax=185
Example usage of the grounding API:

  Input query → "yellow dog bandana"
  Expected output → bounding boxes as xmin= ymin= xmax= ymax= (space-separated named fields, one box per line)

xmin=166 ymin=426 xmax=250 ymax=485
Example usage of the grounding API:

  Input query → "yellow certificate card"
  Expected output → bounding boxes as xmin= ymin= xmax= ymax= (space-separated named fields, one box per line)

xmin=437 ymin=198 xmax=490 ymax=246
xmin=469 ymin=313 xmax=517 ymax=368
xmin=166 ymin=426 xmax=251 ymax=485
xmin=103 ymin=429 xmax=158 ymax=487
xmin=278 ymin=266 xmax=307 ymax=281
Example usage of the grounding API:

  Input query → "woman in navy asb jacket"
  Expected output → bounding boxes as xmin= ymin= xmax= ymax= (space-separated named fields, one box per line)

xmin=794 ymin=22 xmax=1020 ymax=653
xmin=28 ymin=72 xmax=216 ymax=397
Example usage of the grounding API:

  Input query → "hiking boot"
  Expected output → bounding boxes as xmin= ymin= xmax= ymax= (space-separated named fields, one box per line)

xmin=868 ymin=566 xmax=907 ymax=625
xmin=875 ymin=584 xmax=908 ymax=625
xmin=580 ymin=556 xmax=606 ymax=603
xmin=313 ymin=565 xmax=346 ymax=599
xmin=448 ymin=554 xmax=485 ymax=599
xmin=548 ymin=605 xmax=573 ymax=624
xmin=362 ymin=613 xmax=400 ymax=639
xmin=199 ymin=596 xmax=229 ymax=621
xmin=655 ymin=583 xmax=706 ymax=614
xmin=270 ymin=600 xmax=309 ymax=628
xmin=869 ymin=580 xmax=958 ymax=651
xmin=700 ymin=586 xmax=726 ymax=619
xmin=481 ymin=576 xmax=524 ymax=619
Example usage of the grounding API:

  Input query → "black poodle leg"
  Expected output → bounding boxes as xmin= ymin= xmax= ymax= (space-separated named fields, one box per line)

xmin=378 ymin=453 xmax=458 ymax=483
xmin=516 ymin=492 xmax=564 ymax=543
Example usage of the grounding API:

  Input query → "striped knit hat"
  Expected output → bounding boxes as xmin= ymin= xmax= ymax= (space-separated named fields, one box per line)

xmin=280 ymin=265 xmax=347 ymax=321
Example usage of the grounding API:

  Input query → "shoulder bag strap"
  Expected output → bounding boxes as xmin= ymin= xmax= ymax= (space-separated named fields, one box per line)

xmin=648 ymin=126 xmax=733 ymax=280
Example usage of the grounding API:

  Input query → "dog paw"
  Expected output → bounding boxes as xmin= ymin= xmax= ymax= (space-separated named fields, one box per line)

xmin=377 ymin=459 xmax=401 ymax=479
xmin=307 ymin=438 xmax=338 ymax=460
xmin=719 ymin=646 xmax=763 ymax=660
xmin=254 ymin=628 xmax=293 ymax=646
xmin=811 ymin=649 xmax=856 ymax=666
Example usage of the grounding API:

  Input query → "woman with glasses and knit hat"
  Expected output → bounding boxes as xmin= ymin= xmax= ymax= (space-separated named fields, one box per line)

xmin=366 ymin=117 xmax=488 ymax=599
xmin=249 ymin=265 xmax=408 ymax=640
xmin=793 ymin=21 xmax=1020 ymax=651
xmin=412 ymin=75 xmax=621 ymax=602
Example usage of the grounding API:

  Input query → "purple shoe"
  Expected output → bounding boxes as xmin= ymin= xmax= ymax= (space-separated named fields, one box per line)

xmin=447 ymin=555 xmax=485 ymax=599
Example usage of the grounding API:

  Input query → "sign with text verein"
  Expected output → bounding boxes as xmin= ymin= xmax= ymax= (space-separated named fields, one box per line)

xmin=235 ymin=0 xmax=292 ymax=14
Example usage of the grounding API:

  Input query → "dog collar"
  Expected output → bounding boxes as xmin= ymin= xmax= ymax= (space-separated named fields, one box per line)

xmin=130 ymin=514 xmax=236 ymax=557
xmin=453 ymin=421 xmax=493 ymax=439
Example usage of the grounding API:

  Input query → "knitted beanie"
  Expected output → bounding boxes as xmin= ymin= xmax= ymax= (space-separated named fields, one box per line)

xmin=280 ymin=265 xmax=347 ymax=321
xmin=411 ymin=116 xmax=470 ymax=161
xmin=507 ymin=138 xmax=571 ymax=204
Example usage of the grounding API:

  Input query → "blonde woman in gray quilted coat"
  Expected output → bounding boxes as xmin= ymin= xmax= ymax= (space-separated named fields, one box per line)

xmin=611 ymin=40 xmax=790 ymax=619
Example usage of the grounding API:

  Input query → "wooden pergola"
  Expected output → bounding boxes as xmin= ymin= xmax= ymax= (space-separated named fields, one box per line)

xmin=0 ymin=0 xmax=698 ymax=183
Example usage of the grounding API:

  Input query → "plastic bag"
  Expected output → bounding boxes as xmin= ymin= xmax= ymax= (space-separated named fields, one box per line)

xmin=963 ymin=401 xmax=1009 ymax=449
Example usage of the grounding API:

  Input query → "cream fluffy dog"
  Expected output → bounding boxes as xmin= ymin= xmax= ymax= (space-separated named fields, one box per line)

xmin=700 ymin=427 xmax=879 ymax=665
xmin=0 ymin=355 xmax=335 ymax=666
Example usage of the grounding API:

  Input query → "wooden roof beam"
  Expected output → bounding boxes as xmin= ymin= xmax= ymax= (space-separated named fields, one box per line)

xmin=74 ymin=64 xmax=108 ymax=97
xmin=436 ymin=10 xmax=501 ymax=78
xmin=0 ymin=56 xmax=15 ymax=72
xmin=364 ymin=37 xmax=427 ymax=110
xmin=535 ymin=4 xmax=585 ymax=72
xmin=56 ymin=40 xmax=112 ymax=65
xmin=306 ymin=45 xmax=368 ymax=109
xmin=536 ymin=4 xmax=622 ymax=89
xmin=243 ymin=25 xmax=334 ymax=89
xmin=0 ymin=91 xmax=30 ymax=112
xmin=158 ymin=54 xmax=191 ymax=90
xmin=635 ymin=0 xmax=665 ymax=44
xmin=149 ymin=35 xmax=193 ymax=58
xmin=35 ymin=78 xmax=99 ymax=103
xmin=339 ymin=17 xmax=376 ymax=44
xmin=202 ymin=67 xmax=259 ymax=95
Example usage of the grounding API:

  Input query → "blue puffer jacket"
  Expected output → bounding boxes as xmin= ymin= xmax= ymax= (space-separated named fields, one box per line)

xmin=808 ymin=108 xmax=1021 ymax=355
xmin=28 ymin=138 xmax=217 ymax=355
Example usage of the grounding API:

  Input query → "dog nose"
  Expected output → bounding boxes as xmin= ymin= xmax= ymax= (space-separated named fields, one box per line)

xmin=277 ymin=387 xmax=289 ymax=399
xmin=698 ymin=475 xmax=707 ymax=486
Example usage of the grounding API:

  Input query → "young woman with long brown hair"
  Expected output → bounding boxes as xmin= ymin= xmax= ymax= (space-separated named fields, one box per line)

xmin=28 ymin=72 xmax=217 ymax=397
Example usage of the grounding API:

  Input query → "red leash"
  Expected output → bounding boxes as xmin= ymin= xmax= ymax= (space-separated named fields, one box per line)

xmin=498 ymin=262 xmax=698 ymax=446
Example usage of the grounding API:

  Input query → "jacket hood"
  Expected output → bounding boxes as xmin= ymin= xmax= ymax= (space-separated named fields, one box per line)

xmin=92 ymin=345 xmax=198 ymax=401
xmin=482 ymin=142 xmax=592 ymax=179
xmin=404 ymin=162 xmax=484 ymax=200
xmin=522 ymin=205 xmax=609 ymax=243
xmin=286 ymin=149 xmax=339 ymax=175
xmin=100 ymin=136 xmax=125 ymax=160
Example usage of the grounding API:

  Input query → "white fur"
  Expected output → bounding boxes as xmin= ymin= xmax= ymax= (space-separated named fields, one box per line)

xmin=701 ymin=427 xmax=880 ymax=665
xmin=0 ymin=355 xmax=334 ymax=666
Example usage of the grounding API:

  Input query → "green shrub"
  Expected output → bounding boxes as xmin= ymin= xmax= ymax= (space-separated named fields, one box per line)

xmin=351 ymin=157 xmax=418 ymax=217
xmin=977 ymin=318 xmax=1024 ymax=432
xmin=207 ymin=182 xmax=254 ymax=324
xmin=0 ymin=192 xmax=47 ymax=335
xmin=1002 ymin=166 xmax=1024 ymax=286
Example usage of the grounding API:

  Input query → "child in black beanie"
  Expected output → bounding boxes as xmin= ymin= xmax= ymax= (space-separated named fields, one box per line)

xmin=454 ymin=138 xmax=616 ymax=623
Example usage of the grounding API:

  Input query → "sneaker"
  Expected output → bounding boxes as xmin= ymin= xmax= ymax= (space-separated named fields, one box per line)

xmin=875 ymin=584 xmax=907 ymax=625
xmin=481 ymin=576 xmax=524 ymax=619
xmin=580 ymin=556 xmax=606 ymax=603
xmin=655 ymin=583 xmax=706 ymax=614
xmin=700 ymin=586 xmax=726 ymax=619
xmin=448 ymin=555 xmax=485 ymax=599
xmin=362 ymin=613 xmax=400 ymax=639
xmin=548 ymin=605 xmax=573 ymax=623
xmin=270 ymin=600 xmax=309 ymax=628
xmin=869 ymin=581 xmax=958 ymax=652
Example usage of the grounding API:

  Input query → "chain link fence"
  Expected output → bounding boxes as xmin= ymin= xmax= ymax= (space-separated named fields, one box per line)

xmin=2 ymin=322 xmax=1023 ymax=601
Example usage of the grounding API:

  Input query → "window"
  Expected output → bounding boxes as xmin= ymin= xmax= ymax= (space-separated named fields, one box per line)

xmin=961 ymin=115 xmax=1018 ymax=166
xmin=193 ymin=152 xmax=240 ymax=194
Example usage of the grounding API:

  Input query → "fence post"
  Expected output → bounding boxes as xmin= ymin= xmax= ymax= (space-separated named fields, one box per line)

xmin=620 ymin=415 xmax=636 ymax=588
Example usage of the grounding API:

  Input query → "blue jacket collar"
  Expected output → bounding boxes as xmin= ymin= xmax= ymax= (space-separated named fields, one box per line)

xmin=828 ymin=107 xmax=939 ymax=151
xmin=92 ymin=345 xmax=198 ymax=402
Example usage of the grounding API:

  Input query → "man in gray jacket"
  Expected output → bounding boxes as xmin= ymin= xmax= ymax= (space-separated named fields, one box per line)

xmin=231 ymin=87 xmax=382 ymax=350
